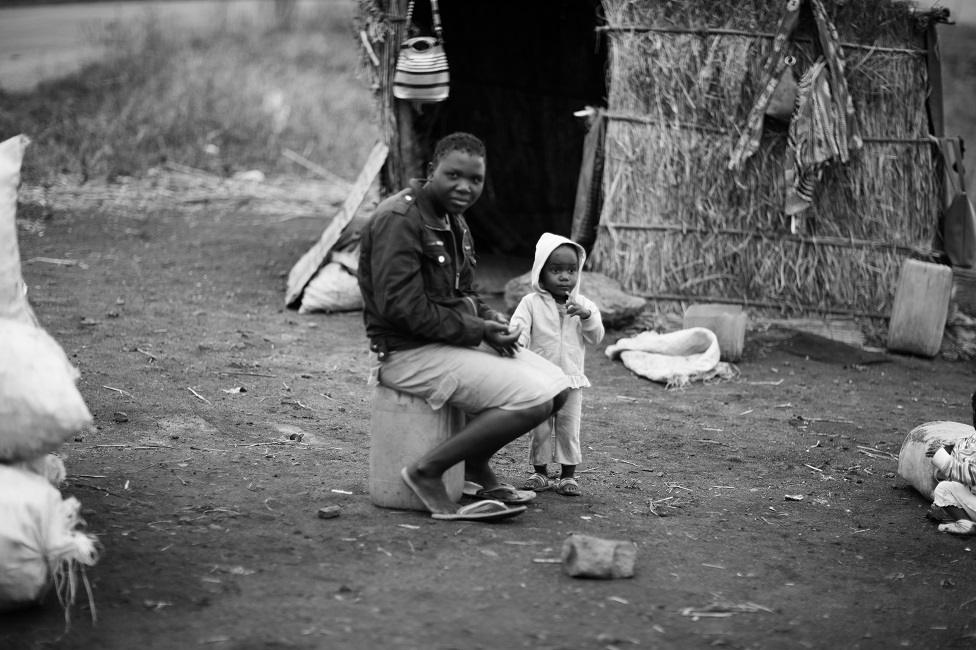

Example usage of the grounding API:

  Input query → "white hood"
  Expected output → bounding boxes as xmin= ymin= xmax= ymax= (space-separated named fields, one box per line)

xmin=529 ymin=233 xmax=586 ymax=299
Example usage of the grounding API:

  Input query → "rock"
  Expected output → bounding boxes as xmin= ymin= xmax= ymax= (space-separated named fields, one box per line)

xmin=317 ymin=505 xmax=342 ymax=519
xmin=561 ymin=533 xmax=637 ymax=579
xmin=503 ymin=271 xmax=646 ymax=329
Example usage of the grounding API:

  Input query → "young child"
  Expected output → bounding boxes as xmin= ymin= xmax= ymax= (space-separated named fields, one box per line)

xmin=510 ymin=233 xmax=605 ymax=496
xmin=926 ymin=390 xmax=976 ymax=534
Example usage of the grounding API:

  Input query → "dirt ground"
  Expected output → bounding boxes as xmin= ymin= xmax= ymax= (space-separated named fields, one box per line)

xmin=2 ymin=170 xmax=976 ymax=650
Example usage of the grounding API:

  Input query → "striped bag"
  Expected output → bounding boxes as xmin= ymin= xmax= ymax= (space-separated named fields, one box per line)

xmin=393 ymin=0 xmax=449 ymax=103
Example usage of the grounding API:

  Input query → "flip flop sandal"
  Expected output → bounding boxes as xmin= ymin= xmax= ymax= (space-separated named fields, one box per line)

xmin=463 ymin=481 xmax=536 ymax=504
xmin=474 ymin=483 xmax=536 ymax=505
xmin=522 ymin=473 xmax=553 ymax=492
xmin=431 ymin=500 xmax=527 ymax=522
xmin=554 ymin=477 xmax=581 ymax=497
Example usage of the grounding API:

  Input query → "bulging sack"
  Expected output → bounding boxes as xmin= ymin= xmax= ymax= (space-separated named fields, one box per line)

xmin=898 ymin=420 xmax=976 ymax=499
xmin=0 ymin=318 xmax=93 ymax=461
xmin=0 ymin=464 xmax=98 ymax=615
xmin=393 ymin=36 xmax=449 ymax=103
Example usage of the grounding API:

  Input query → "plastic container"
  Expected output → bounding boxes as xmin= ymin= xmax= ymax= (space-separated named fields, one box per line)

xmin=886 ymin=259 xmax=953 ymax=357
xmin=682 ymin=304 xmax=747 ymax=362
xmin=368 ymin=385 xmax=464 ymax=510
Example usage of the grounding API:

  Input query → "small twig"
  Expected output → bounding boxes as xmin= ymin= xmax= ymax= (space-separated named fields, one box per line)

xmin=26 ymin=256 xmax=86 ymax=268
xmin=103 ymin=385 xmax=133 ymax=397
xmin=186 ymin=386 xmax=212 ymax=404
xmin=747 ymin=379 xmax=784 ymax=386
xmin=359 ymin=30 xmax=380 ymax=67
xmin=135 ymin=347 xmax=158 ymax=362
xmin=666 ymin=483 xmax=693 ymax=492
xmin=232 ymin=441 xmax=304 ymax=448
xmin=857 ymin=445 xmax=897 ymax=459
xmin=220 ymin=370 xmax=277 ymax=378
xmin=804 ymin=463 xmax=824 ymax=473
xmin=133 ymin=457 xmax=193 ymax=473
xmin=958 ymin=596 xmax=976 ymax=610
xmin=611 ymin=457 xmax=642 ymax=467
xmin=88 ymin=443 xmax=173 ymax=450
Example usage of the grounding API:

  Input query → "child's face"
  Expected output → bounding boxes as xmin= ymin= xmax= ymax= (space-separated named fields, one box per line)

xmin=426 ymin=150 xmax=485 ymax=215
xmin=540 ymin=245 xmax=579 ymax=300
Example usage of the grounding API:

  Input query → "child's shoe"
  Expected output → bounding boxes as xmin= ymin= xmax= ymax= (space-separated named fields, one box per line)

xmin=938 ymin=519 xmax=976 ymax=535
xmin=927 ymin=504 xmax=956 ymax=523
xmin=554 ymin=477 xmax=581 ymax=497
xmin=522 ymin=473 xmax=552 ymax=491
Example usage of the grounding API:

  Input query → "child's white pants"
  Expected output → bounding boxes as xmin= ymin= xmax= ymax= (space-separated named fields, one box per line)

xmin=933 ymin=480 xmax=976 ymax=520
xmin=528 ymin=387 xmax=582 ymax=466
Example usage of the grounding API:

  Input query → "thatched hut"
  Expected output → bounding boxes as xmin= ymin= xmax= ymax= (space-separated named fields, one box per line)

xmin=355 ymin=0 xmax=953 ymax=317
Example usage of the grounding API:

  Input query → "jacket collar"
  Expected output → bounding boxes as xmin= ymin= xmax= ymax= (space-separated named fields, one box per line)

xmin=408 ymin=179 xmax=450 ymax=230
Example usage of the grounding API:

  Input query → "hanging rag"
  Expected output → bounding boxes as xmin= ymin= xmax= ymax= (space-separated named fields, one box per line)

xmin=570 ymin=107 xmax=608 ymax=256
xmin=783 ymin=0 xmax=862 ymax=215
xmin=933 ymin=136 xmax=976 ymax=268
xmin=728 ymin=0 xmax=801 ymax=171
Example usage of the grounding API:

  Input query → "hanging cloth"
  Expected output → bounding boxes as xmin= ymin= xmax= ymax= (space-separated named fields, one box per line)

xmin=728 ymin=0 xmax=801 ymax=171
xmin=933 ymin=137 xmax=976 ymax=268
xmin=783 ymin=0 xmax=862 ymax=215
xmin=570 ymin=107 xmax=608 ymax=256
xmin=807 ymin=0 xmax=861 ymax=155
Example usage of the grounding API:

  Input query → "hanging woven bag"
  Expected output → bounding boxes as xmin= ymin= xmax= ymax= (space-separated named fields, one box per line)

xmin=392 ymin=0 xmax=449 ymax=103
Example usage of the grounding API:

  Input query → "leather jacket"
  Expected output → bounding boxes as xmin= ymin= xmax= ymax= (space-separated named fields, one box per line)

xmin=358 ymin=180 xmax=501 ymax=355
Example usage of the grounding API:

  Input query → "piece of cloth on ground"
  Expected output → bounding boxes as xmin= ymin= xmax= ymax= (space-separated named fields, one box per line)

xmin=605 ymin=327 xmax=735 ymax=388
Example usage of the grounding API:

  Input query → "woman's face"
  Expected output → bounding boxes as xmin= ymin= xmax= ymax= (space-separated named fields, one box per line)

xmin=426 ymin=150 xmax=485 ymax=215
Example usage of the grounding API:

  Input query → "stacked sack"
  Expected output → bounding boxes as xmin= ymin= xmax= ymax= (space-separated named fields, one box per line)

xmin=0 ymin=134 xmax=99 ymax=620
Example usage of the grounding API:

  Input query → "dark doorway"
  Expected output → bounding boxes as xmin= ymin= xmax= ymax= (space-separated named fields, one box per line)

xmin=405 ymin=0 xmax=608 ymax=257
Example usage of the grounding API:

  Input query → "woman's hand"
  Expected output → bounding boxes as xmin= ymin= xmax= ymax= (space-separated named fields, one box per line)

xmin=483 ymin=321 xmax=520 ymax=357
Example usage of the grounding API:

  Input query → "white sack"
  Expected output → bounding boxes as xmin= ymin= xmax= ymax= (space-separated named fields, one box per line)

xmin=0 ymin=318 xmax=93 ymax=461
xmin=898 ymin=420 xmax=976 ymax=499
xmin=0 ymin=464 xmax=98 ymax=614
xmin=0 ymin=134 xmax=39 ymax=326
xmin=605 ymin=327 xmax=734 ymax=387
xmin=298 ymin=250 xmax=362 ymax=314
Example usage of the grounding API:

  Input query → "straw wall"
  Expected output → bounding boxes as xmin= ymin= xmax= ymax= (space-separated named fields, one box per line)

xmin=591 ymin=0 xmax=942 ymax=316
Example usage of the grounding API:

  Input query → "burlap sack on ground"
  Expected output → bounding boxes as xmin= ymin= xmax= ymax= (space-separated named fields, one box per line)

xmin=0 ymin=134 xmax=39 ymax=326
xmin=0 ymin=464 xmax=98 ymax=613
xmin=0 ymin=318 xmax=93 ymax=461
xmin=898 ymin=420 xmax=976 ymax=499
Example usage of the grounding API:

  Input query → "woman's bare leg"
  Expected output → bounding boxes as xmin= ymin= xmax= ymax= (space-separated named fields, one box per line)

xmin=404 ymin=396 xmax=563 ymax=514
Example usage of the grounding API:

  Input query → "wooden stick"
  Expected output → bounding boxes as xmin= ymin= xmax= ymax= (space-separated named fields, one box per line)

xmin=186 ymin=386 xmax=211 ymax=404
xmin=285 ymin=141 xmax=388 ymax=308
xmin=281 ymin=148 xmax=350 ymax=188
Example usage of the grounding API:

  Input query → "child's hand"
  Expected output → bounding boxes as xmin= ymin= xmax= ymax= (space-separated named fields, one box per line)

xmin=566 ymin=300 xmax=591 ymax=320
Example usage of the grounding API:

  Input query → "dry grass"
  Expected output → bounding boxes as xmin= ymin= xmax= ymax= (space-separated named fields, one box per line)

xmin=0 ymin=0 xmax=379 ymax=184
xmin=592 ymin=0 xmax=946 ymax=317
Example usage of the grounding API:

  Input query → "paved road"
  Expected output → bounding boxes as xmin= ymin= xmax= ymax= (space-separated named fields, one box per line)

xmin=0 ymin=0 xmax=312 ymax=92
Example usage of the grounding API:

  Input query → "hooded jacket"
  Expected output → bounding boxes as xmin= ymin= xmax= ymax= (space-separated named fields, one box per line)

xmin=509 ymin=233 xmax=604 ymax=388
